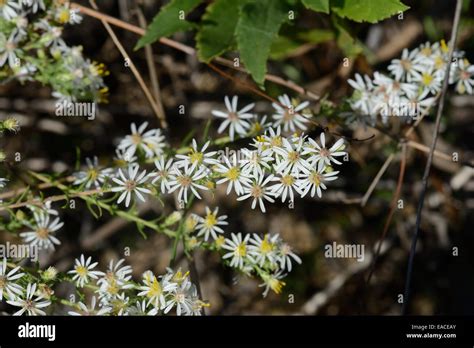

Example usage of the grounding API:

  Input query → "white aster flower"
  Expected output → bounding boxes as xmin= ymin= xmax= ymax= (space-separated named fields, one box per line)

xmin=248 ymin=234 xmax=279 ymax=267
xmin=68 ymin=296 xmax=111 ymax=316
xmin=20 ymin=210 xmax=63 ymax=250
xmin=211 ymin=95 xmax=254 ymax=140
xmin=97 ymin=259 xmax=134 ymax=302
xmin=214 ymin=154 xmax=251 ymax=195
xmin=270 ymin=172 xmax=303 ymax=203
xmin=272 ymin=94 xmax=311 ymax=132
xmin=297 ymin=162 xmax=339 ymax=198
xmin=175 ymin=139 xmax=219 ymax=170
xmin=137 ymin=271 xmax=177 ymax=310
xmin=151 ymin=156 xmax=174 ymax=194
xmin=237 ymin=174 xmax=277 ymax=213
xmin=0 ymin=32 xmax=21 ymax=69
xmin=222 ymin=232 xmax=254 ymax=269
xmin=167 ymin=164 xmax=209 ymax=203
xmin=450 ymin=59 xmax=474 ymax=94
xmin=73 ymin=156 xmax=113 ymax=190
xmin=0 ymin=0 xmax=20 ymax=20
xmin=7 ymin=283 xmax=51 ymax=316
xmin=68 ymin=254 xmax=104 ymax=288
xmin=118 ymin=122 xmax=166 ymax=159
xmin=273 ymin=136 xmax=310 ymax=175
xmin=0 ymin=258 xmax=24 ymax=300
xmin=277 ymin=242 xmax=302 ymax=272
xmin=240 ymin=147 xmax=274 ymax=178
xmin=303 ymin=133 xmax=346 ymax=167
xmin=388 ymin=47 xmax=425 ymax=82
xmin=415 ymin=66 xmax=443 ymax=97
xmin=111 ymin=164 xmax=151 ymax=207
xmin=195 ymin=206 xmax=228 ymax=241
xmin=21 ymin=0 xmax=45 ymax=13
xmin=163 ymin=278 xmax=195 ymax=316
xmin=259 ymin=271 xmax=286 ymax=298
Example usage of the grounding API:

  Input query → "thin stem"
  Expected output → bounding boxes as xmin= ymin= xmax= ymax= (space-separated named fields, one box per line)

xmin=366 ymin=142 xmax=407 ymax=286
xmin=402 ymin=0 xmax=463 ymax=315
xmin=89 ymin=0 xmax=168 ymax=129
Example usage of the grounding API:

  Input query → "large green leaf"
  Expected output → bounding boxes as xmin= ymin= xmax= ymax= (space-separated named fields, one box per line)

xmin=196 ymin=0 xmax=243 ymax=62
xmin=235 ymin=0 xmax=289 ymax=87
xmin=301 ymin=0 xmax=330 ymax=14
xmin=331 ymin=0 xmax=409 ymax=23
xmin=135 ymin=0 xmax=202 ymax=49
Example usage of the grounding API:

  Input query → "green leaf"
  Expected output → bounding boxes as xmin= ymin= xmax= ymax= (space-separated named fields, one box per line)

xmin=135 ymin=0 xmax=202 ymax=49
xmin=196 ymin=0 xmax=243 ymax=62
xmin=236 ymin=0 xmax=289 ymax=87
xmin=331 ymin=0 xmax=409 ymax=23
xmin=301 ymin=0 xmax=330 ymax=14
xmin=270 ymin=29 xmax=334 ymax=60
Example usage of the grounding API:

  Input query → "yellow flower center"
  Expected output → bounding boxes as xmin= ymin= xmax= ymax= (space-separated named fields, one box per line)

xmin=269 ymin=278 xmax=286 ymax=294
xmin=309 ymin=172 xmax=322 ymax=186
xmin=204 ymin=213 xmax=217 ymax=228
xmin=236 ymin=243 xmax=247 ymax=256
xmin=146 ymin=277 xmax=163 ymax=299
xmin=75 ymin=266 xmax=88 ymax=277
xmin=87 ymin=168 xmax=98 ymax=181
xmin=260 ymin=235 xmax=274 ymax=254
xmin=270 ymin=136 xmax=282 ymax=147
xmin=421 ymin=73 xmax=433 ymax=86
xmin=287 ymin=151 xmax=299 ymax=163
xmin=189 ymin=150 xmax=203 ymax=164
xmin=58 ymin=9 xmax=70 ymax=24
xmin=281 ymin=175 xmax=294 ymax=187
xmin=225 ymin=167 xmax=240 ymax=181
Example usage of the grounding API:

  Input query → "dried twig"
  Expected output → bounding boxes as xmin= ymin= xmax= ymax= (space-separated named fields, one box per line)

xmin=366 ymin=142 xmax=407 ymax=286
xmin=89 ymin=0 xmax=168 ymax=129
xmin=360 ymin=153 xmax=395 ymax=207
xmin=402 ymin=0 xmax=463 ymax=315
xmin=135 ymin=7 xmax=167 ymax=121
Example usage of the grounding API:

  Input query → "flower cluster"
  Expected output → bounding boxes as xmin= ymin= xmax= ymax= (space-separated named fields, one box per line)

xmin=348 ymin=40 xmax=474 ymax=125
xmin=220 ymin=232 xmax=301 ymax=297
xmin=0 ymin=256 xmax=206 ymax=316
xmin=0 ymin=0 xmax=108 ymax=102
xmin=20 ymin=202 xmax=64 ymax=251
xmin=68 ymin=256 xmax=207 ymax=316
xmin=97 ymin=96 xmax=346 ymax=212
xmin=0 ymin=258 xmax=52 ymax=316
xmin=184 ymin=207 xmax=301 ymax=297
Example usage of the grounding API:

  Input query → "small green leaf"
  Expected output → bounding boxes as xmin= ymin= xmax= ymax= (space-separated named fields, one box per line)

xmin=270 ymin=29 xmax=334 ymax=60
xmin=135 ymin=0 xmax=202 ymax=49
xmin=331 ymin=0 xmax=409 ymax=23
xmin=333 ymin=17 xmax=363 ymax=57
xmin=236 ymin=0 xmax=289 ymax=87
xmin=196 ymin=0 xmax=243 ymax=62
xmin=302 ymin=0 xmax=330 ymax=14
